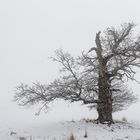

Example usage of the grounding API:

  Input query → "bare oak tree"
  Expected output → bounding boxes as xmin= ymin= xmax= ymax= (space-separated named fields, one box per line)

xmin=14 ymin=23 xmax=140 ymax=124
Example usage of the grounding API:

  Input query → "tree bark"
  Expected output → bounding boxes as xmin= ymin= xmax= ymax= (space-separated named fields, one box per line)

xmin=96 ymin=72 xmax=113 ymax=124
xmin=94 ymin=31 xmax=114 ymax=124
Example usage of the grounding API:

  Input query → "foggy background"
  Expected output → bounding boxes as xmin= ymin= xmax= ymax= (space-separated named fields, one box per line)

xmin=0 ymin=0 xmax=140 ymax=128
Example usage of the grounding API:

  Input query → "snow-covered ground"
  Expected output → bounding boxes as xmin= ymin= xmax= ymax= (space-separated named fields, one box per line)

xmin=0 ymin=120 xmax=140 ymax=140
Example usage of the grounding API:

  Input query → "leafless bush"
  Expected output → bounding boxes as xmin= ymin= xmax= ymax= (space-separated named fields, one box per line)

xmin=68 ymin=133 xmax=76 ymax=140
xmin=84 ymin=129 xmax=88 ymax=138
xmin=122 ymin=117 xmax=127 ymax=122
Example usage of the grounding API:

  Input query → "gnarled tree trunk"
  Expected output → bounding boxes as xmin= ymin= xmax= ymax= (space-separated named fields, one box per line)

xmin=93 ymin=31 xmax=114 ymax=124
xmin=96 ymin=72 xmax=113 ymax=124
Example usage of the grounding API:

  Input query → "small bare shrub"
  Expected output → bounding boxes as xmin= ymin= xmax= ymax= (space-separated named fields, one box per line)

xmin=68 ymin=133 xmax=75 ymax=140
xmin=19 ymin=136 xmax=26 ymax=140
xmin=84 ymin=129 xmax=88 ymax=138
xmin=122 ymin=117 xmax=127 ymax=122
xmin=10 ymin=131 xmax=17 ymax=136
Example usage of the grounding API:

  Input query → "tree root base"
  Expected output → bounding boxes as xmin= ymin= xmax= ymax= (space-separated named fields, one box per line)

xmin=94 ymin=118 xmax=115 ymax=126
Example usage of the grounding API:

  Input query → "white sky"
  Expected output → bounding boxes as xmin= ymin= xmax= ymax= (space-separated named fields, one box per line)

xmin=0 ymin=0 xmax=140 ymax=127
